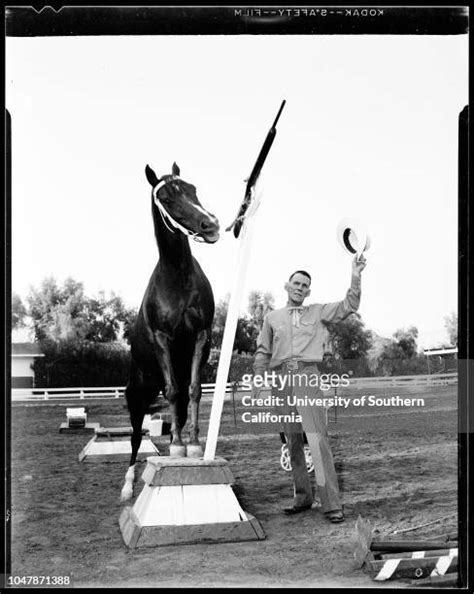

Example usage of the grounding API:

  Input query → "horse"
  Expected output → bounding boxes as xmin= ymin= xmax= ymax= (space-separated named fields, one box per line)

xmin=120 ymin=162 xmax=219 ymax=501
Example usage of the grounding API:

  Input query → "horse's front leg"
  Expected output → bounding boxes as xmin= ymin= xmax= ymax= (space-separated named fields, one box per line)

xmin=187 ymin=329 xmax=209 ymax=456
xmin=151 ymin=330 xmax=183 ymax=448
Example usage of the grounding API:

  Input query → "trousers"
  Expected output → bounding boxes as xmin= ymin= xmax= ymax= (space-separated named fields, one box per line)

xmin=273 ymin=362 xmax=342 ymax=513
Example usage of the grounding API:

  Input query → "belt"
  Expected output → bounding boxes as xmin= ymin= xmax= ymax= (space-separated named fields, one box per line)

xmin=275 ymin=359 xmax=316 ymax=371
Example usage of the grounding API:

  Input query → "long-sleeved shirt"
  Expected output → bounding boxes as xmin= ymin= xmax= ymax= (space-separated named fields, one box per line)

xmin=253 ymin=273 xmax=361 ymax=374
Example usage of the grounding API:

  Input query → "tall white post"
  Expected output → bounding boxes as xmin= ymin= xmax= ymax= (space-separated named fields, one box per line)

xmin=203 ymin=194 xmax=260 ymax=460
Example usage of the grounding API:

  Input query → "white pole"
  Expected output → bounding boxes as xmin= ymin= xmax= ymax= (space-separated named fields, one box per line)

xmin=204 ymin=192 xmax=260 ymax=460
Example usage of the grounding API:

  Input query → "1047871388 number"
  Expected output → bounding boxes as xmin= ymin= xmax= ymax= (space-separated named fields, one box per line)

xmin=6 ymin=576 xmax=71 ymax=587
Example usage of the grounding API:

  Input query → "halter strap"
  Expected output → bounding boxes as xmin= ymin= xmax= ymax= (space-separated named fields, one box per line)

xmin=152 ymin=176 xmax=206 ymax=243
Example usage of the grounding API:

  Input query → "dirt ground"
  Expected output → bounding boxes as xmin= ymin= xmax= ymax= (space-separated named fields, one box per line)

xmin=9 ymin=384 xmax=458 ymax=588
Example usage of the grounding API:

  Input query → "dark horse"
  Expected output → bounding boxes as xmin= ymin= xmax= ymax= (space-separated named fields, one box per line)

xmin=121 ymin=162 xmax=219 ymax=501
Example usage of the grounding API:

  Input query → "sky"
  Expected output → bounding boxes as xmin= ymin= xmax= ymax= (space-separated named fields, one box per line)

xmin=6 ymin=32 xmax=468 ymax=348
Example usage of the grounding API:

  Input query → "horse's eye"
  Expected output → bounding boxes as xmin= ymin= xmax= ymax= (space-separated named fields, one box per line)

xmin=156 ymin=190 xmax=171 ymax=204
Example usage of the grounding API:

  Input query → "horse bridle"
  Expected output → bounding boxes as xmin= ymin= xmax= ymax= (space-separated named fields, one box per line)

xmin=152 ymin=176 xmax=206 ymax=243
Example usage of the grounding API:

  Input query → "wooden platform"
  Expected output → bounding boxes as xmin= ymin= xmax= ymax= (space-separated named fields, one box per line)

xmin=120 ymin=505 xmax=264 ymax=548
xmin=142 ymin=456 xmax=235 ymax=486
xmin=94 ymin=426 xmax=148 ymax=437
xmin=78 ymin=433 xmax=159 ymax=462
xmin=59 ymin=422 xmax=100 ymax=434
xmin=119 ymin=457 xmax=265 ymax=548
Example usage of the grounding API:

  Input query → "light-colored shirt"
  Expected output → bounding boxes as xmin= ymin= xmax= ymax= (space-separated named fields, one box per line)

xmin=253 ymin=274 xmax=361 ymax=374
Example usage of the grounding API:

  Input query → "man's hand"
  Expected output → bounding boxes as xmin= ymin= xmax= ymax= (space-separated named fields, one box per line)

xmin=250 ymin=374 xmax=264 ymax=400
xmin=352 ymin=254 xmax=367 ymax=275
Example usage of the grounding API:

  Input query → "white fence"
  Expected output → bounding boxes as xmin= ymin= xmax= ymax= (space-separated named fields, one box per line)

xmin=345 ymin=372 xmax=458 ymax=388
xmin=11 ymin=372 xmax=457 ymax=403
xmin=11 ymin=382 xmax=245 ymax=402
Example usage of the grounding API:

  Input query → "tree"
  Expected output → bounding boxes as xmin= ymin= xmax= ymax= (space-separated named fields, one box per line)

xmin=211 ymin=297 xmax=231 ymax=350
xmin=234 ymin=317 xmax=260 ymax=354
xmin=393 ymin=326 xmax=418 ymax=358
xmin=376 ymin=325 xmax=425 ymax=376
xmin=84 ymin=292 xmax=136 ymax=343
xmin=322 ymin=313 xmax=373 ymax=376
xmin=326 ymin=313 xmax=373 ymax=360
xmin=27 ymin=277 xmax=64 ymax=341
xmin=247 ymin=290 xmax=274 ymax=329
xmin=23 ymin=276 xmax=140 ymax=387
xmin=119 ymin=305 xmax=138 ymax=344
xmin=27 ymin=276 xmax=90 ymax=341
xmin=49 ymin=278 xmax=91 ymax=341
xmin=12 ymin=293 xmax=27 ymax=329
xmin=444 ymin=311 xmax=457 ymax=346
xmin=211 ymin=296 xmax=260 ymax=354
xmin=27 ymin=276 xmax=136 ymax=343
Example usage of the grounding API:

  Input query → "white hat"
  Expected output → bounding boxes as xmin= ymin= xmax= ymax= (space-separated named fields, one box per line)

xmin=336 ymin=218 xmax=371 ymax=257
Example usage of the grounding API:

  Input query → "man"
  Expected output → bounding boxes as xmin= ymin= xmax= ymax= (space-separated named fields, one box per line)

xmin=252 ymin=254 xmax=366 ymax=522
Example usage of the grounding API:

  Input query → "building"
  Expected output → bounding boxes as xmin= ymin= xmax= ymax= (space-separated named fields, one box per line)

xmin=11 ymin=342 xmax=45 ymax=388
xmin=423 ymin=346 xmax=458 ymax=374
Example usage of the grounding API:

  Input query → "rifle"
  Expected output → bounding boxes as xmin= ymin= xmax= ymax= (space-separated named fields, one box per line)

xmin=226 ymin=100 xmax=286 ymax=238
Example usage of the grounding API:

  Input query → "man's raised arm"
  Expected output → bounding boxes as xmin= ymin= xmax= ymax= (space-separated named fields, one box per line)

xmin=321 ymin=255 xmax=366 ymax=323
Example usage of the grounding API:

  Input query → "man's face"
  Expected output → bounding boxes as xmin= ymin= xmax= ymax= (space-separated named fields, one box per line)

xmin=285 ymin=273 xmax=311 ymax=305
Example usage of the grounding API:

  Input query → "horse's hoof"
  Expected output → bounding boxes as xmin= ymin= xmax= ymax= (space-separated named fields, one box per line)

xmin=186 ymin=444 xmax=203 ymax=458
xmin=169 ymin=444 xmax=186 ymax=457
xmin=120 ymin=485 xmax=133 ymax=502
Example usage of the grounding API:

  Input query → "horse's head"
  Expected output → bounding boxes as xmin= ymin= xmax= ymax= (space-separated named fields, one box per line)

xmin=145 ymin=163 xmax=220 ymax=244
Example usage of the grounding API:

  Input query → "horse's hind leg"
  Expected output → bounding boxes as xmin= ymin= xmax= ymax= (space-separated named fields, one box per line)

xmin=121 ymin=362 xmax=147 ymax=502
xmin=120 ymin=403 xmax=145 ymax=501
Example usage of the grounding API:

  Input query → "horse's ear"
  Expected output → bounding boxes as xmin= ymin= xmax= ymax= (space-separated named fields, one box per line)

xmin=172 ymin=162 xmax=180 ymax=177
xmin=145 ymin=165 xmax=160 ymax=187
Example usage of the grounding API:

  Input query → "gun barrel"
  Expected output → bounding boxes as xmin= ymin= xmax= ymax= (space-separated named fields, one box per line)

xmin=271 ymin=99 xmax=286 ymax=129
xmin=247 ymin=129 xmax=276 ymax=187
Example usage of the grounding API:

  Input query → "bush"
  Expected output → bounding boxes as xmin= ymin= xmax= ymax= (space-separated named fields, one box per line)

xmin=318 ymin=357 xmax=374 ymax=378
xmin=373 ymin=353 xmax=429 ymax=376
xmin=33 ymin=340 xmax=257 ymax=389
xmin=34 ymin=339 xmax=130 ymax=387
xmin=200 ymin=349 xmax=254 ymax=384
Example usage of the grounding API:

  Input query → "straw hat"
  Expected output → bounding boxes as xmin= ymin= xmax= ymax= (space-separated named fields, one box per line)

xmin=336 ymin=218 xmax=371 ymax=257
